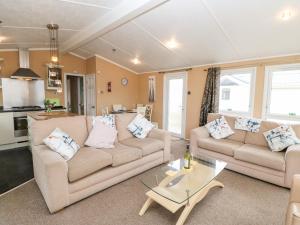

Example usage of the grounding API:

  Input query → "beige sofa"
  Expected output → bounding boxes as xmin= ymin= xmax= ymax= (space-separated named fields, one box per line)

xmin=190 ymin=113 xmax=300 ymax=188
xmin=29 ymin=113 xmax=171 ymax=213
xmin=286 ymin=175 xmax=300 ymax=225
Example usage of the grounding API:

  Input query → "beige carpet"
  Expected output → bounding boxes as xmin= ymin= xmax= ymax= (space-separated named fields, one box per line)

xmin=0 ymin=140 xmax=290 ymax=225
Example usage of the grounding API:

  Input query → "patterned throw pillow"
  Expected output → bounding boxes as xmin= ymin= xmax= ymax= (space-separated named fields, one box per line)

xmin=235 ymin=117 xmax=261 ymax=133
xmin=93 ymin=114 xmax=116 ymax=129
xmin=205 ymin=116 xmax=234 ymax=139
xmin=263 ymin=125 xmax=300 ymax=151
xmin=128 ymin=114 xmax=154 ymax=139
xmin=43 ymin=128 xmax=80 ymax=160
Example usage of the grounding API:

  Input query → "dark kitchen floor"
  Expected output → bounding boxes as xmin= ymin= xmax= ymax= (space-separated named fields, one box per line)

xmin=0 ymin=147 xmax=33 ymax=195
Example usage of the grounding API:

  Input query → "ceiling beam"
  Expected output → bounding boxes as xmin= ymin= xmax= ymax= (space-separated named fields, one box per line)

xmin=60 ymin=0 xmax=170 ymax=53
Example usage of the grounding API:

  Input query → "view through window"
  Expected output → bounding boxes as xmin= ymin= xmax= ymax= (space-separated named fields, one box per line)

xmin=219 ymin=68 xmax=256 ymax=116
xmin=264 ymin=65 xmax=300 ymax=122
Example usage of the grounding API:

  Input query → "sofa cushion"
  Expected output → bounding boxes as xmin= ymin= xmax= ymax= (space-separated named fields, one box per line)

xmin=102 ymin=144 xmax=142 ymax=167
xmin=67 ymin=147 xmax=113 ymax=182
xmin=208 ymin=113 xmax=246 ymax=143
xmin=291 ymin=124 xmax=300 ymax=139
xmin=127 ymin=114 xmax=154 ymax=139
xmin=235 ymin=117 xmax=262 ymax=133
xmin=31 ymin=116 xmax=88 ymax=147
xmin=205 ymin=116 xmax=234 ymax=139
xmin=244 ymin=121 xmax=280 ymax=147
xmin=115 ymin=113 xmax=137 ymax=141
xmin=121 ymin=137 xmax=164 ymax=156
xmin=264 ymin=125 xmax=300 ymax=152
xmin=197 ymin=138 xmax=243 ymax=156
xmin=44 ymin=128 xmax=80 ymax=160
xmin=234 ymin=144 xmax=285 ymax=171
xmin=85 ymin=120 xmax=117 ymax=149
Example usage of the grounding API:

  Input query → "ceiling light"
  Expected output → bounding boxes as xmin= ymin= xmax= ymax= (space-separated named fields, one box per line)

xmin=131 ymin=58 xmax=141 ymax=65
xmin=47 ymin=24 xmax=60 ymax=65
xmin=165 ymin=38 xmax=179 ymax=49
xmin=0 ymin=36 xmax=6 ymax=42
xmin=280 ymin=9 xmax=293 ymax=21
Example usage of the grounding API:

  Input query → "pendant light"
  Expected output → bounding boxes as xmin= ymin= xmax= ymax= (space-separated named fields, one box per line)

xmin=47 ymin=24 xmax=59 ymax=65
xmin=47 ymin=23 xmax=62 ymax=93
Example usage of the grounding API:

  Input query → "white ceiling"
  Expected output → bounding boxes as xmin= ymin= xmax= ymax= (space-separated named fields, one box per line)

xmin=0 ymin=0 xmax=300 ymax=73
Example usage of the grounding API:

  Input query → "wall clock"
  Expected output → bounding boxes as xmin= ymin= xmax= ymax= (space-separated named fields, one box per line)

xmin=121 ymin=77 xmax=128 ymax=86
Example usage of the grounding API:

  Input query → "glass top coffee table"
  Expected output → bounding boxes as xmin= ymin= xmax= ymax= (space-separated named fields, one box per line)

xmin=139 ymin=156 xmax=227 ymax=225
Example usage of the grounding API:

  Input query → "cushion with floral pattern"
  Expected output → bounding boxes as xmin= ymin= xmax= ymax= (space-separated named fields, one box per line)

xmin=205 ymin=116 xmax=234 ymax=139
xmin=263 ymin=125 xmax=300 ymax=151
xmin=93 ymin=114 xmax=116 ymax=129
xmin=235 ymin=117 xmax=261 ymax=133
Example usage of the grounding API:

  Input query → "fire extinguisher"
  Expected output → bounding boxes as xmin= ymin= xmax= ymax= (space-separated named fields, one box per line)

xmin=108 ymin=82 xmax=111 ymax=92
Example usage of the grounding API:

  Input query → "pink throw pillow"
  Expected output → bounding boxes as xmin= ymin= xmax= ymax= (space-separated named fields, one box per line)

xmin=85 ymin=120 xmax=117 ymax=148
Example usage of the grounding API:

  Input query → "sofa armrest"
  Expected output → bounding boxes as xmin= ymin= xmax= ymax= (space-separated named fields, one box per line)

xmin=292 ymin=215 xmax=300 ymax=225
xmin=32 ymin=145 xmax=69 ymax=213
xmin=289 ymin=175 xmax=300 ymax=203
xmin=190 ymin=126 xmax=209 ymax=154
xmin=148 ymin=128 xmax=171 ymax=162
xmin=285 ymin=145 xmax=300 ymax=187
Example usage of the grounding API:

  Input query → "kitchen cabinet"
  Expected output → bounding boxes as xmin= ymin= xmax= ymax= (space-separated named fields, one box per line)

xmin=0 ymin=112 xmax=15 ymax=145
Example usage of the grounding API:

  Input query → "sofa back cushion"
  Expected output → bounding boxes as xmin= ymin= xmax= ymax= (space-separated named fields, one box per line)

xmin=207 ymin=113 xmax=246 ymax=143
xmin=292 ymin=124 xmax=300 ymax=138
xmin=244 ymin=120 xmax=279 ymax=147
xmin=115 ymin=113 xmax=137 ymax=141
xmin=86 ymin=116 xmax=93 ymax=133
xmin=30 ymin=116 xmax=88 ymax=147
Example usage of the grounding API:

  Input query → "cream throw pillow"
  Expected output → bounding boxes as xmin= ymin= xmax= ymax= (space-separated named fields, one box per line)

xmin=128 ymin=114 xmax=154 ymax=139
xmin=43 ymin=128 xmax=80 ymax=160
xmin=85 ymin=120 xmax=118 ymax=148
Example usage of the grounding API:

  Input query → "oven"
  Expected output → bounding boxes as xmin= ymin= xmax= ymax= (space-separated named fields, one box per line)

xmin=13 ymin=112 xmax=28 ymax=137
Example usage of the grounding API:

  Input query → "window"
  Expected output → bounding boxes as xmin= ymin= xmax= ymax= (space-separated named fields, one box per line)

xmin=219 ymin=67 xmax=256 ymax=116
xmin=264 ymin=64 xmax=300 ymax=123
xmin=221 ymin=88 xmax=230 ymax=100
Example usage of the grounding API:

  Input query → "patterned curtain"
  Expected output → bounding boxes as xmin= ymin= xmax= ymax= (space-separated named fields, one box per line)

xmin=199 ymin=67 xmax=221 ymax=126
xmin=148 ymin=76 xmax=155 ymax=102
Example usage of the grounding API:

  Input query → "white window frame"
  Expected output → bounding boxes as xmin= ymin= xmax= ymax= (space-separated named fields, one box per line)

xmin=219 ymin=67 xmax=256 ymax=117
xmin=263 ymin=63 xmax=300 ymax=123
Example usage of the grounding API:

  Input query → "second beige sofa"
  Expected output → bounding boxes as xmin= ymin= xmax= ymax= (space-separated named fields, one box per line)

xmin=190 ymin=113 xmax=300 ymax=188
xmin=29 ymin=113 xmax=171 ymax=213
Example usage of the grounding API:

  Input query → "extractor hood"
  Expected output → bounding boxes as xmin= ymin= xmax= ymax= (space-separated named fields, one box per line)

xmin=11 ymin=49 xmax=41 ymax=80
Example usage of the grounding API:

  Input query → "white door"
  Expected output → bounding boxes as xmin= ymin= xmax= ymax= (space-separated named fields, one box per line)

xmin=163 ymin=72 xmax=187 ymax=138
xmin=85 ymin=74 xmax=96 ymax=116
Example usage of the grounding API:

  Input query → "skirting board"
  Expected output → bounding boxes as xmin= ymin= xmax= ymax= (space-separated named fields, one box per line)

xmin=0 ymin=141 xmax=29 ymax=151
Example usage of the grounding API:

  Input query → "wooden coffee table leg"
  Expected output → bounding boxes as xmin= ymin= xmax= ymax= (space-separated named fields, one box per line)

xmin=140 ymin=179 xmax=224 ymax=225
xmin=139 ymin=197 xmax=154 ymax=216
xmin=176 ymin=180 xmax=224 ymax=225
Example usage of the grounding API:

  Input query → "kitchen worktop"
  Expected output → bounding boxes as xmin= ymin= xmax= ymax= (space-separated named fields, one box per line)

xmin=0 ymin=106 xmax=66 ymax=113
xmin=27 ymin=111 xmax=77 ymax=120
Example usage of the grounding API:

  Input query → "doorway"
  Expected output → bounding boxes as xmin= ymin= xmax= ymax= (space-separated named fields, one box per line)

xmin=64 ymin=74 xmax=85 ymax=115
xmin=163 ymin=72 xmax=187 ymax=138
xmin=85 ymin=74 xmax=96 ymax=116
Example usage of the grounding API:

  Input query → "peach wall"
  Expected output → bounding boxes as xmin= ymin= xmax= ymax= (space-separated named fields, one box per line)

xmin=138 ymin=72 xmax=164 ymax=127
xmin=0 ymin=51 xmax=139 ymax=114
xmin=86 ymin=56 xmax=96 ymax=75
xmin=0 ymin=50 xmax=87 ymax=106
xmin=94 ymin=56 xmax=139 ymax=115
xmin=138 ymin=55 xmax=300 ymax=138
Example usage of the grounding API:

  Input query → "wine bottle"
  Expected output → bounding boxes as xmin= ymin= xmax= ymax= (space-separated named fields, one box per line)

xmin=184 ymin=149 xmax=191 ymax=169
